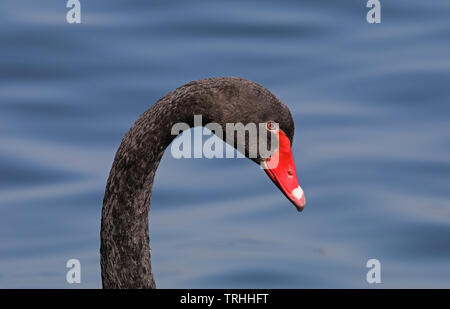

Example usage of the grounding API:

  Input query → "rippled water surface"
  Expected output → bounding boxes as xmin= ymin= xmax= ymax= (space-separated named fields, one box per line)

xmin=1 ymin=1 xmax=449 ymax=288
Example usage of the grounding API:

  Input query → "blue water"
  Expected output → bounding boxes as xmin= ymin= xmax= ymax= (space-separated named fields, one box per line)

xmin=1 ymin=0 xmax=449 ymax=288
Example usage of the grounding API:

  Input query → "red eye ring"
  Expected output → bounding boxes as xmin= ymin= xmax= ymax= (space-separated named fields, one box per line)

xmin=267 ymin=121 xmax=277 ymax=131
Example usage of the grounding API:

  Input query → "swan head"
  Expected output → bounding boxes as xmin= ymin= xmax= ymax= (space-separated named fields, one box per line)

xmin=211 ymin=77 xmax=306 ymax=211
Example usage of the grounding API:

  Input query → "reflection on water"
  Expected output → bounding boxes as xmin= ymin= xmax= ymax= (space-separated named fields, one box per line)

xmin=0 ymin=0 xmax=449 ymax=288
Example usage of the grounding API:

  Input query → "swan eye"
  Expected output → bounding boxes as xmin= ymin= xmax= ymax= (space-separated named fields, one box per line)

xmin=266 ymin=121 xmax=277 ymax=131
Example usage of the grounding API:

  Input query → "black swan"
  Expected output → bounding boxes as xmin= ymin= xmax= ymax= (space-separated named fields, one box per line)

xmin=100 ymin=77 xmax=306 ymax=288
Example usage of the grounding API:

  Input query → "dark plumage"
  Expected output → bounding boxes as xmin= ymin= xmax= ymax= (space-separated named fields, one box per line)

xmin=100 ymin=77 xmax=295 ymax=288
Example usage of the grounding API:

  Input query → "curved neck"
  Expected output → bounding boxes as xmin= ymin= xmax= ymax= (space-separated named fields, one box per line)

xmin=100 ymin=80 xmax=225 ymax=288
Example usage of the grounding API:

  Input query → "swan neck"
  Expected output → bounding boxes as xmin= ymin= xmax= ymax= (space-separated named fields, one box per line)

xmin=100 ymin=84 xmax=215 ymax=288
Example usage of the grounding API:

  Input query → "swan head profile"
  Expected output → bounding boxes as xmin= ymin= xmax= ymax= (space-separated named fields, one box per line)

xmin=181 ymin=77 xmax=306 ymax=210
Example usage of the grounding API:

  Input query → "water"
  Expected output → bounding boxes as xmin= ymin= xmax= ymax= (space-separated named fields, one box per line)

xmin=0 ymin=0 xmax=449 ymax=288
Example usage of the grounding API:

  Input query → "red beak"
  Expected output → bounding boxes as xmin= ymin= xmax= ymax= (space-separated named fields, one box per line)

xmin=262 ymin=130 xmax=306 ymax=212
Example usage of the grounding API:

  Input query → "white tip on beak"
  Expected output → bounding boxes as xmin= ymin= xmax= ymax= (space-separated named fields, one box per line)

xmin=292 ymin=186 xmax=304 ymax=200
